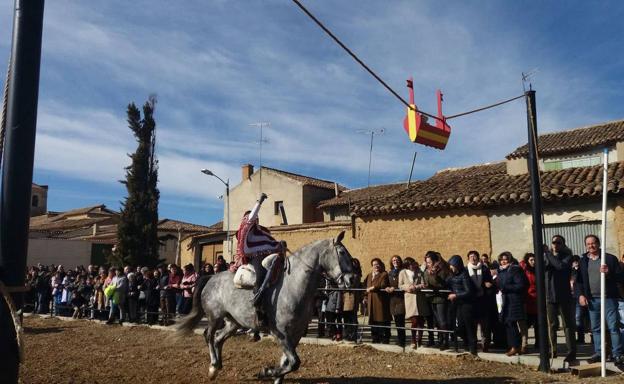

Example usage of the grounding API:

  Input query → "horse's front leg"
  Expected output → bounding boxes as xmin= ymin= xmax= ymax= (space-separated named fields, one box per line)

xmin=266 ymin=337 xmax=301 ymax=384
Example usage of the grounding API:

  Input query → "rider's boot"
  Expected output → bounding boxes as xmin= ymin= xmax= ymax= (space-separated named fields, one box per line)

xmin=253 ymin=263 xmax=268 ymax=329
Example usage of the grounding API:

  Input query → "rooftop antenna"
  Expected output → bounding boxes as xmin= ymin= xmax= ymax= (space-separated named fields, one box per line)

xmin=522 ymin=68 xmax=538 ymax=92
xmin=249 ymin=122 xmax=270 ymax=191
xmin=356 ymin=128 xmax=384 ymax=187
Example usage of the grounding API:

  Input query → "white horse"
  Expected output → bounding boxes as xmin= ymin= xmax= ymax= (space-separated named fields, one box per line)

xmin=176 ymin=231 xmax=356 ymax=384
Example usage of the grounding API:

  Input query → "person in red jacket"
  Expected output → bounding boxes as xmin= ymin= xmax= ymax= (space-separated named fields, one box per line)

xmin=519 ymin=253 xmax=538 ymax=354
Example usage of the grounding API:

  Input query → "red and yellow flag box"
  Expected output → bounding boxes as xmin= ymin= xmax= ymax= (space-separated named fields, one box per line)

xmin=402 ymin=79 xmax=451 ymax=150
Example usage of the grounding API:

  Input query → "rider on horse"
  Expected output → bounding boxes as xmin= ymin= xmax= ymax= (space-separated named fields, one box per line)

xmin=233 ymin=193 xmax=285 ymax=324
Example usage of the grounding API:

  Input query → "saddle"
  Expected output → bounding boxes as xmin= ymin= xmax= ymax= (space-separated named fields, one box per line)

xmin=233 ymin=253 xmax=283 ymax=289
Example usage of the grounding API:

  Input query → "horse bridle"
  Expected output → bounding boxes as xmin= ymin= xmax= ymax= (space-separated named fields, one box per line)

xmin=332 ymin=242 xmax=346 ymax=287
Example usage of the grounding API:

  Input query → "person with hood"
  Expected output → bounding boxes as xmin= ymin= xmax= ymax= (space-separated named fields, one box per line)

xmin=545 ymin=234 xmax=577 ymax=362
xmin=447 ymin=255 xmax=478 ymax=355
xmin=496 ymin=251 xmax=528 ymax=356
xmin=324 ymin=276 xmax=343 ymax=341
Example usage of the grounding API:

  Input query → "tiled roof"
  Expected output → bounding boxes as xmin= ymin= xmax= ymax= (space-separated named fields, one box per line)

xmin=32 ymin=182 xmax=48 ymax=190
xmin=208 ymin=221 xmax=224 ymax=231
xmin=262 ymin=167 xmax=347 ymax=191
xmin=318 ymin=183 xmax=409 ymax=209
xmin=30 ymin=216 xmax=114 ymax=232
xmin=351 ymin=161 xmax=624 ymax=216
xmin=157 ymin=218 xmax=215 ymax=233
xmin=49 ymin=205 xmax=117 ymax=221
xmin=506 ymin=119 xmax=624 ymax=159
xmin=29 ymin=212 xmax=61 ymax=227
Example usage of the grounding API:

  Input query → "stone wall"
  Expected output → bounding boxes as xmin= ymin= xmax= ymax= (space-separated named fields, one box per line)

xmin=354 ymin=210 xmax=491 ymax=274
xmin=614 ymin=198 xmax=624 ymax=256
xmin=268 ymin=210 xmax=491 ymax=276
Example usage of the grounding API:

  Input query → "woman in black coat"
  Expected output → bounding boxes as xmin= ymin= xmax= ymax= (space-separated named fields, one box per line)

xmin=496 ymin=251 xmax=528 ymax=356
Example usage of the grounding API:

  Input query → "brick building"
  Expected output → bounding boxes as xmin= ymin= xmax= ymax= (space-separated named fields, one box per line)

xmin=319 ymin=119 xmax=624 ymax=271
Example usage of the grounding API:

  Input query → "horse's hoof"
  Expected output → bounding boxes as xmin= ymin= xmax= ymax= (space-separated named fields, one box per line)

xmin=273 ymin=376 xmax=284 ymax=384
xmin=257 ymin=366 xmax=273 ymax=379
xmin=208 ymin=366 xmax=219 ymax=380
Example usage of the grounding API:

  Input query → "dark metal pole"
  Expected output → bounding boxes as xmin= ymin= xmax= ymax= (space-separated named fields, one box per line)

xmin=526 ymin=90 xmax=549 ymax=372
xmin=0 ymin=1 xmax=45 ymax=382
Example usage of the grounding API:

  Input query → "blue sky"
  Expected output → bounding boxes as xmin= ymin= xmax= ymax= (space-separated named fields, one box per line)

xmin=1 ymin=1 xmax=623 ymax=226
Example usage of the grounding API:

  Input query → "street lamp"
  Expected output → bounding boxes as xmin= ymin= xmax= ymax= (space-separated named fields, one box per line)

xmin=201 ymin=169 xmax=231 ymax=261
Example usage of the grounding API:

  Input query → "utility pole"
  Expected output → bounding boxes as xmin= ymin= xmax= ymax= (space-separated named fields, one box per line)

xmin=406 ymin=151 xmax=417 ymax=188
xmin=356 ymin=128 xmax=384 ymax=187
xmin=526 ymin=89 xmax=549 ymax=373
xmin=0 ymin=1 xmax=45 ymax=383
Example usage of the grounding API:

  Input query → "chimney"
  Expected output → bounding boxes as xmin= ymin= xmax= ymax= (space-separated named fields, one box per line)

xmin=242 ymin=164 xmax=254 ymax=180
xmin=334 ymin=182 xmax=339 ymax=197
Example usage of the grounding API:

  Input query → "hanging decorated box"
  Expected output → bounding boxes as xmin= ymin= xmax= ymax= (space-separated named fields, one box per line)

xmin=402 ymin=79 xmax=451 ymax=150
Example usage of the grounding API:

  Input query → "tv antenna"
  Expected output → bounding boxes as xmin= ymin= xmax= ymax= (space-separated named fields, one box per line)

xmin=249 ymin=122 xmax=270 ymax=190
xmin=522 ymin=68 xmax=538 ymax=92
xmin=356 ymin=128 xmax=384 ymax=187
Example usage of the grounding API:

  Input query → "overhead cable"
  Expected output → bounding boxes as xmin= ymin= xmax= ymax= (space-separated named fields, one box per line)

xmin=291 ymin=0 xmax=526 ymax=124
xmin=290 ymin=0 xmax=444 ymax=122
xmin=445 ymin=94 xmax=526 ymax=120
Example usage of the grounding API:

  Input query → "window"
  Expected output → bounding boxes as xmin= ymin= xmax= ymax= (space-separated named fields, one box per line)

xmin=274 ymin=201 xmax=283 ymax=215
xmin=31 ymin=195 xmax=39 ymax=207
xmin=544 ymin=156 xmax=601 ymax=171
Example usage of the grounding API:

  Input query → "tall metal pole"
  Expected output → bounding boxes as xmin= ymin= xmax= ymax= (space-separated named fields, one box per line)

xmin=0 ymin=1 xmax=45 ymax=382
xmin=526 ymin=90 xmax=549 ymax=372
xmin=225 ymin=179 xmax=231 ymax=262
xmin=367 ymin=131 xmax=374 ymax=187
xmin=600 ymin=147 xmax=608 ymax=377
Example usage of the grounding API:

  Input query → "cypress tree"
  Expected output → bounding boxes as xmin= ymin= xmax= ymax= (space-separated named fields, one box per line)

xmin=115 ymin=95 xmax=160 ymax=267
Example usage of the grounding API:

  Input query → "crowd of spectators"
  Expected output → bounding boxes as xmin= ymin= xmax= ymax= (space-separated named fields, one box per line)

xmin=24 ymin=235 xmax=624 ymax=366
xmin=315 ymin=234 xmax=624 ymax=366
xmin=24 ymin=255 xmax=232 ymax=325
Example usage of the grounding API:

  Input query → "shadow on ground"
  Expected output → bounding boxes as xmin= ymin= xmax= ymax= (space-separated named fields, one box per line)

xmin=280 ymin=377 xmax=519 ymax=384
xmin=23 ymin=326 xmax=64 ymax=334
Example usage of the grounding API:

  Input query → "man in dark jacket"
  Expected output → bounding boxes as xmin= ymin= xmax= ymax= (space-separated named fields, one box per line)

xmin=545 ymin=235 xmax=577 ymax=362
xmin=157 ymin=264 xmax=173 ymax=325
xmin=447 ymin=255 xmax=477 ymax=355
xmin=576 ymin=234 xmax=624 ymax=364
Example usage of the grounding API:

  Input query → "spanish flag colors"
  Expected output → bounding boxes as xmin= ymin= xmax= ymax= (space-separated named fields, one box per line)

xmin=402 ymin=79 xmax=451 ymax=150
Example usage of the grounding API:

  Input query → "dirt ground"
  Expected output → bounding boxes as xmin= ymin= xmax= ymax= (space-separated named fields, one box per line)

xmin=19 ymin=316 xmax=623 ymax=384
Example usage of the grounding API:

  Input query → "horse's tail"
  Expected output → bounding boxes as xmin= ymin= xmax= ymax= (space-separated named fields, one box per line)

xmin=176 ymin=275 xmax=211 ymax=337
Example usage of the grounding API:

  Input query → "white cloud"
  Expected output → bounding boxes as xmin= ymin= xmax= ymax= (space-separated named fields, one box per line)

xmin=2 ymin=0 xmax=621 ymax=224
